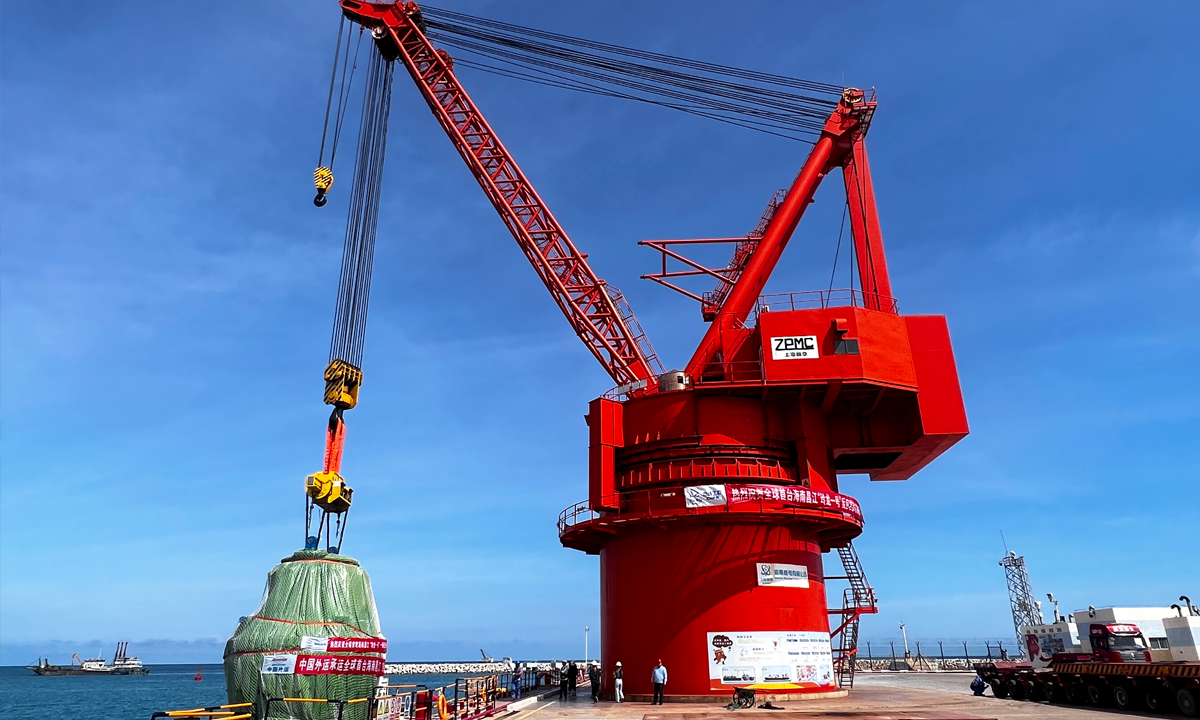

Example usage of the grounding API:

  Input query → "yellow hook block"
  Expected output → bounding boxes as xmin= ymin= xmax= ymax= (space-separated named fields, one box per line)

xmin=305 ymin=470 xmax=353 ymax=513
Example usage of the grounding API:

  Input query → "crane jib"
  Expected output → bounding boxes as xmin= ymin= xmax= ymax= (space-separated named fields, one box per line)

xmin=339 ymin=0 xmax=659 ymax=388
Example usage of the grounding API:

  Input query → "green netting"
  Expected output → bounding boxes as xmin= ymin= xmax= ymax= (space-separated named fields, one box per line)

xmin=224 ymin=550 xmax=385 ymax=720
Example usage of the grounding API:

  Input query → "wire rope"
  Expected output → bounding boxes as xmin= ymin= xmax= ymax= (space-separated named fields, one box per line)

xmin=417 ymin=5 xmax=844 ymax=142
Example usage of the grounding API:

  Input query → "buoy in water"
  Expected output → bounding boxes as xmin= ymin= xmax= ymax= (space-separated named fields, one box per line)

xmin=195 ymin=667 xmax=203 ymax=681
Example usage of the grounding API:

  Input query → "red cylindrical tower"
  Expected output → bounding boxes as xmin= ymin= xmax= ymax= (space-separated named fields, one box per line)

xmin=561 ymin=304 xmax=968 ymax=699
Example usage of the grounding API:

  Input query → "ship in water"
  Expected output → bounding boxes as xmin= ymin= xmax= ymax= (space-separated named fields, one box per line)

xmin=27 ymin=642 xmax=149 ymax=676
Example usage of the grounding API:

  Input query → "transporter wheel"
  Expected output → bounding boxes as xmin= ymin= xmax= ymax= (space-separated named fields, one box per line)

xmin=1064 ymin=683 xmax=1085 ymax=705
xmin=1024 ymin=681 xmax=1043 ymax=702
xmin=1144 ymin=689 xmax=1165 ymax=713
xmin=989 ymin=681 xmax=1009 ymax=699
xmin=1007 ymin=679 xmax=1026 ymax=700
xmin=1088 ymin=683 xmax=1111 ymax=707
xmin=1112 ymin=685 xmax=1134 ymax=712
xmin=1178 ymin=688 xmax=1198 ymax=718
xmin=1042 ymin=683 xmax=1062 ymax=703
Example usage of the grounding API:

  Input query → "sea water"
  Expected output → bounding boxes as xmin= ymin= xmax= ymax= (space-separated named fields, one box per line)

xmin=0 ymin=664 xmax=483 ymax=720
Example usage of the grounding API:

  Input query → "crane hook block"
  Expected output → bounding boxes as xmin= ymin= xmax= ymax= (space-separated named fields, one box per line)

xmin=313 ymin=166 xmax=334 ymax=207
xmin=305 ymin=470 xmax=353 ymax=513
xmin=324 ymin=359 xmax=363 ymax=409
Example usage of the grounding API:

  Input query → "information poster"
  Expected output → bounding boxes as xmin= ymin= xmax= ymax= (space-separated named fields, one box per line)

xmin=707 ymin=631 xmax=834 ymax=688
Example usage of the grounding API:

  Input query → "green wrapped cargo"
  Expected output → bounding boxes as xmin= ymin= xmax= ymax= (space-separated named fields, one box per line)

xmin=224 ymin=550 xmax=385 ymax=720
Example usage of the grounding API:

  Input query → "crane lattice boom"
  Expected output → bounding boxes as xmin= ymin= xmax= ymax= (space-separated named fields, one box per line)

xmin=342 ymin=1 xmax=657 ymax=387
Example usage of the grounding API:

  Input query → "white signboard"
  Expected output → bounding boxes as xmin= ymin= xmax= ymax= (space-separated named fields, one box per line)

xmin=685 ymin=484 xmax=728 ymax=508
xmin=261 ymin=653 xmax=298 ymax=675
xmin=300 ymin=636 xmax=329 ymax=652
xmin=770 ymin=336 xmax=819 ymax=360
xmin=756 ymin=563 xmax=809 ymax=588
xmin=707 ymin=631 xmax=833 ymax=687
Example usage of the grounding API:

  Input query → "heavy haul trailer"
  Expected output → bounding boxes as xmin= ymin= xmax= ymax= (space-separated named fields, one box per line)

xmin=977 ymin=623 xmax=1200 ymax=716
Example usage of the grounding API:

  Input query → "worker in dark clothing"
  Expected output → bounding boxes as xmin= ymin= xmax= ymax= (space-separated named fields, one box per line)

xmin=568 ymin=661 xmax=578 ymax=696
xmin=589 ymin=664 xmax=601 ymax=703
xmin=559 ymin=662 xmax=570 ymax=700
xmin=970 ymin=675 xmax=987 ymax=696
xmin=613 ymin=661 xmax=624 ymax=703
xmin=651 ymin=659 xmax=668 ymax=705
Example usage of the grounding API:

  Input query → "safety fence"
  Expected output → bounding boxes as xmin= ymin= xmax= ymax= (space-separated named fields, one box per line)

xmin=854 ymin=640 xmax=1020 ymax=672
xmin=150 ymin=703 xmax=254 ymax=720
xmin=559 ymin=486 xmax=860 ymax=538
xmin=150 ymin=669 xmax=584 ymax=720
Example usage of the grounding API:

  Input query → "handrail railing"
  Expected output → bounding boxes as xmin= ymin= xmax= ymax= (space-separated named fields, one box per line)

xmin=600 ymin=288 xmax=899 ymax=400
xmin=558 ymin=485 xmax=862 ymax=537
xmin=756 ymin=288 xmax=897 ymax=314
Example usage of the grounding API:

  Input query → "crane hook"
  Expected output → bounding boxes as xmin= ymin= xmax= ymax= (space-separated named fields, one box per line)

xmin=313 ymin=166 xmax=334 ymax=207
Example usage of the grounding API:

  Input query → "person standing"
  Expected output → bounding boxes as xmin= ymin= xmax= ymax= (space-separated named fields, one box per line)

xmin=568 ymin=660 xmax=578 ymax=696
xmin=559 ymin=662 xmax=570 ymax=700
xmin=589 ymin=663 xmax=601 ymax=703
xmin=513 ymin=662 xmax=524 ymax=700
xmin=613 ymin=661 xmax=624 ymax=703
xmin=651 ymin=659 xmax=668 ymax=705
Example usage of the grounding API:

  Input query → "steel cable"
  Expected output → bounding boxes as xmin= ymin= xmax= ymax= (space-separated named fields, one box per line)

xmin=418 ymin=6 xmax=843 ymax=142
xmin=329 ymin=48 xmax=395 ymax=369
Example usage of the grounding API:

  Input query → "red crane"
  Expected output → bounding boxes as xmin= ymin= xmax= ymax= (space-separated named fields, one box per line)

xmin=338 ymin=0 xmax=968 ymax=699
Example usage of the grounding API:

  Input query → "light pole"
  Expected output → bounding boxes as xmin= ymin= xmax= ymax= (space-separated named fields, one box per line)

xmin=585 ymin=626 xmax=590 ymax=664
xmin=899 ymin=622 xmax=910 ymax=658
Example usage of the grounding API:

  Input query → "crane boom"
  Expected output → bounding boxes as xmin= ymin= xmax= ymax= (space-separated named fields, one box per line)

xmin=340 ymin=1 xmax=657 ymax=387
xmin=685 ymin=90 xmax=893 ymax=379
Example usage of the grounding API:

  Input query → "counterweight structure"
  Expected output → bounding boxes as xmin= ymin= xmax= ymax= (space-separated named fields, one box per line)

xmin=338 ymin=0 xmax=968 ymax=699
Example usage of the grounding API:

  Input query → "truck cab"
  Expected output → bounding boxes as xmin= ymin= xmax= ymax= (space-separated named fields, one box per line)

xmin=1086 ymin=623 xmax=1152 ymax=663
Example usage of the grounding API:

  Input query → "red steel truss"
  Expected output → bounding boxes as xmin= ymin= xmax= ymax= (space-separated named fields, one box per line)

xmin=340 ymin=1 xmax=659 ymax=387
xmin=686 ymin=89 xmax=894 ymax=378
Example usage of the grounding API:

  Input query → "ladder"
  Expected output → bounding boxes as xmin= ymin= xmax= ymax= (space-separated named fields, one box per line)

xmin=829 ymin=542 xmax=878 ymax=689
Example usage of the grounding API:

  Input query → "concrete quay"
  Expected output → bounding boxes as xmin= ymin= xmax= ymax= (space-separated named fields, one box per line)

xmin=501 ymin=673 xmax=1156 ymax=720
xmin=386 ymin=660 xmax=571 ymax=675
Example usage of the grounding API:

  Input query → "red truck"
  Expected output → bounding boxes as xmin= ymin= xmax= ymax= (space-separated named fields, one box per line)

xmin=976 ymin=623 xmax=1200 ymax=716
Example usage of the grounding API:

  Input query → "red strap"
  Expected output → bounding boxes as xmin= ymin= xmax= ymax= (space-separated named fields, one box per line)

xmin=323 ymin=418 xmax=346 ymax=474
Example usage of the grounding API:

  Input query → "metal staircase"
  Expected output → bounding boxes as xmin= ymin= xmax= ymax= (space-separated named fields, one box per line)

xmin=828 ymin=542 xmax=878 ymax=689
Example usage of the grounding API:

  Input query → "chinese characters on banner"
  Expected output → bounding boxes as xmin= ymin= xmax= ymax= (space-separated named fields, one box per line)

xmin=683 ymin=483 xmax=862 ymax=522
xmin=300 ymin=636 xmax=388 ymax=653
xmin=726 ymin=484 xmax=862 ymax=521
xmin=294 ymin=654 xmax=386 ymax=676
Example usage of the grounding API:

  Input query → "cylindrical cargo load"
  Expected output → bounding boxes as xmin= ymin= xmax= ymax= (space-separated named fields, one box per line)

xmin=224 ymin=550 xmax=386 ymax=720
xmin=600 ymin=522 xmax=837 ymax=699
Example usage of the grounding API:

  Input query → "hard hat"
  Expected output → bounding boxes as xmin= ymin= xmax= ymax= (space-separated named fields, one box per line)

xmin=616 ymin=661 xmax=622 ymax=666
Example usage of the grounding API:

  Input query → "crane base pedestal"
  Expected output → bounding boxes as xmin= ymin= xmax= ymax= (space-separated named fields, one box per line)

xmin=587 ymin=520 xmax=847 ymax=698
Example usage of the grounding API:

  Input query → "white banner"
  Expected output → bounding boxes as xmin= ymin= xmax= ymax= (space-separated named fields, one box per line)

xmin=770 ymin=336 xmax=819 ymax=360
xmin=756 ymin=563 xmax=809 ymax=588
xmin=684 ymin=484 xmax=728 ymax=508
xmin=707 ymin=631 xmax=833 ymax=687
xmin=300 ymin=636 xmax=328 ymax=652
xmin=261 ymin=653 xmax=298 ymax=675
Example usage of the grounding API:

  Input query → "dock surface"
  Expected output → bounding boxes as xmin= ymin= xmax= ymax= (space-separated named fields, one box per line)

xmin=504 ymin=673 xmax=1156 ymax=720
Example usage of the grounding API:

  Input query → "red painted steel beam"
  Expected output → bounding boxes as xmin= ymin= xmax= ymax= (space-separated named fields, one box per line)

xmin=340 ymin=1 xmax=656 ymax=386
xmin=842 ymin=136 xmax=894 ymax=311
xmin=685 ymin=134 xmax=835 ymax=377
xmin=685 ymin=91 xmax=890 ymax=377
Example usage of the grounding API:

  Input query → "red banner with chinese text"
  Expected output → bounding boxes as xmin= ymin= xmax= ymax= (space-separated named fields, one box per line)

xmin=294 ymin=654 xmax=385 ymax=676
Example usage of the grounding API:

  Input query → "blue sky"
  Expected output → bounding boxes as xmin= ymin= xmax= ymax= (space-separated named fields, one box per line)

xmin=1 ymin=0 xmax=1197 ymax=665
